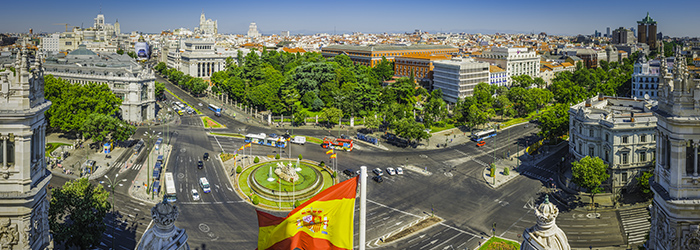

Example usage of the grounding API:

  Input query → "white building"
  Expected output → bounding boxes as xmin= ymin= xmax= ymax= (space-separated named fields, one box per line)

xmin=631 ymin=56 xmax=675 ymax=100
xmin=476 ymin=47 xmax=540 ymax=86
xmin=58 ymin=13 xmax=121 ymax=52
xmin=248 ymin=22 xmax=261 ymax=38
xmin=198 ymin=12 xmax=217 ymax=35
xmin=44 ymin=45 xmax=156 ymax=123
xmin=432 ymin=58 xmax=489 ymax=103
xmin=168 ymin=40 xmax=248 ymax=80
xmin=488 ymin=65 xmax=507 ymax=87
xmin=0 ymin=44 xmax=53 ymax=250
xmin=648 ymin=48 xmax=700 ymax=250
xmin=40 ymin=33 xmax=60 ymax=52
xmin=281 ymin=31 xmax=290 ymax=37
xmin=569 ymin=94 xmax=657 ymax=196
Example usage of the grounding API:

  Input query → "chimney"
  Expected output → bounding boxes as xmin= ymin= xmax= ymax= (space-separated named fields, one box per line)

xmin=630 ymin=112 xmax=635 ymax=122
xmin=585 ymin=98 xmax=592 ymax=107
xmin=598 ymin=92 xmax=603 ymax=101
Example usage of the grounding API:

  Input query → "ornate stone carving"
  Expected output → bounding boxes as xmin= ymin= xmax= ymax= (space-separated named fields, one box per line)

xmin=684 ymin=225 xmax=700 ymax=250
xmin=274 ymin=162 xmax=299 ymax=182
xmin=0 ymin=218 xmax=19 ymax=249
xmin=152 ymin=200 xmax=179 ymax=229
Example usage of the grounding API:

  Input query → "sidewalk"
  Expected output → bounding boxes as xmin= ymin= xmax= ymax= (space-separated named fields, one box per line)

xmin=127 ymin=144 xmax=172 ymax=205
xmin=46 ymin=133 xmax=129 ymax=180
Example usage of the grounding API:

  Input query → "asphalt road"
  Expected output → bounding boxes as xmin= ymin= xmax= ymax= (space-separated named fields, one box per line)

xmin=46 ymin=73 xmax=632 ymax=250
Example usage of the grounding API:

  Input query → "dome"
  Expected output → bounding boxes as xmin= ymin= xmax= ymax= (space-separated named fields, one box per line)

xmin=68 ymin=45 xmax=97 ymax=57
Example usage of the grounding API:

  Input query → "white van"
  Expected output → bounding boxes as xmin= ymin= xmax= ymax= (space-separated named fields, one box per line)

xmin=199 ymin=177 xmax=211 ymax=193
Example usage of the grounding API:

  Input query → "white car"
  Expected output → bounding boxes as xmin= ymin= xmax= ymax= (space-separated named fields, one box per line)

xmin=396 ymin=167 xmax=404 ymax=175
xmin=191 ymin=189 xmax=200 ymax=201
xmin=386 ymin=167 xmax=396 ymax=176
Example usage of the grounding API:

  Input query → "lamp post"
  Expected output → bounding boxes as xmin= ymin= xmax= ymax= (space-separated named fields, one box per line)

xmin=102 ymin=174 xmax=127 ymax=250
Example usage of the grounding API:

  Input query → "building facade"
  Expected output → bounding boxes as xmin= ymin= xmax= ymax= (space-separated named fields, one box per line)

xmin=475 ymin=47 xmax=540 ymax=86
xmin=432 ymin=58 xmax=489 ymax=103
xmin=40 ymin=33 xmax=60 ymax=53
xmin=632 ymin=55 xmax=661 ymax=100
xmin=247 ymin=23 xmax=260 ymax=38
xmin=321 ymin=44 xmax=458 ymax=67
xmin=393 ymin=54 xmax=451 ymax=86
xmin=612 ymin=27 xmax=635 ymax=44
xmin=638 ymin=12 xmax=658 ymax=50
xmin=176 ymin=40 xmax=240 ymax=80
xmin=489 ymin=65 xmax=507 ymax=87
xmin=43 ymin=45 xmax=156 ymax=123
xmin=0 ymin=45 xmax=53 ymax=250
xmin=569 ymin=95 xmax=657 ymax=196
xmin=648 ymin=48 xmax=700 ymax=250
xmin=198 ymin=12 xmax=217 ymax=35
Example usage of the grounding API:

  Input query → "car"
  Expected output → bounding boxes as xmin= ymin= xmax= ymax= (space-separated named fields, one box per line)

xmin=270 ymin=133 xmax=278 ymax=138
xmin=199 ymin=177 xmax=211 ymax=193
xmin=191 ymin=189 xmax=200 ymax=201
xmin=343 ymin=169 xmax=356 ymax=177
xmin=373 ymin=176 xmax=384 ymax=183
xmin=477 ymin=140 xmax=486 ymax=147
xmin=203 ymin=153 xmax=209 ymax=161
xmin=386 ymin=167 xmax=396 ymax=176
xmin=396 ymin=167 xmax=404 ymax=175
xmin=372 ymin=168 xmax=383 ymax=176
xmin=197 ymin=160 xmax=204 ymax=169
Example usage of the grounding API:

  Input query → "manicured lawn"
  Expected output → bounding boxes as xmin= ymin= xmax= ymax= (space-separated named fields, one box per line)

xmin=478 ymin=237 xmax=520 ymax=250
xmin=303 ymin=136 xmax=323 ymax=144
xmin=164 ymin=88 xmax=202 ymax=114
xmin=430 ymin=123 xmax=456 ymax=133
xmin=210 ymin=132 xmax=244 ymax=138
xmin=201 ymin=116 xmax=225 ymax=128
xmin=253 ymin=161 xmax=319 ymax=191
xmin=45 ymin=142 xmax=71 ymax=157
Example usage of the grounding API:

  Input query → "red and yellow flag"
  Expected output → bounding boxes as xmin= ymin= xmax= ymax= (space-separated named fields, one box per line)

xmin=239 ymin=146 xmax=245 ymax=151
xmin=330 ymin=154 xmax=337 ymax=159
xmin=325 ymin=149 xmax=334 ymax=155
xmin=245 ymin=143 xmax=252 ymax=148
xmin=257 ymin=177 xmax=358 ymax=250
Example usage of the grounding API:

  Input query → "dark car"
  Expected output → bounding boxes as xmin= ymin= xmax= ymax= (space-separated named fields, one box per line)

xmin=373 ymin=176 xmax=384 ymax=183
xmin=203 ymin=153 xmax=209 ymax=161
xmin=197 ymin=160 xmax=204 ymax=169
xmin=343 ymin=169 xmax=356 ymax=177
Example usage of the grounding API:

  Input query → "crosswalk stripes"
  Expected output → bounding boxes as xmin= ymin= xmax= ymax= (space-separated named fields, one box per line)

xmin=619 ymin=207 xmax=651 ymax=244
xmin=112 ymin=162 xmax=123 ymax=169
xmin=132 ymin=164 xmax=142 ymax=170
xmin=520 ymin=170 xmax=548 ymax=182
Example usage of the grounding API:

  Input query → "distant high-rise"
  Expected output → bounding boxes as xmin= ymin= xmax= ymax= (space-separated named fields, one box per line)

xmin=606 ymin=27 xmax=611 ymax=38
xmin=247 ymin=22 xmax=260 ymax=38
xmin=612 ymin=27 xmax=634 ymax=44
xmin=637 ymin=12 xmax=658 ymax=49
xmin=281 ymin=31 xmax=290 ymax=37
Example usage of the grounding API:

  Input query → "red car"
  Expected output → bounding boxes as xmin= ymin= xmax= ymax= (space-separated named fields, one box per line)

xmin=477 ymin=141 xmax=486 ymax=147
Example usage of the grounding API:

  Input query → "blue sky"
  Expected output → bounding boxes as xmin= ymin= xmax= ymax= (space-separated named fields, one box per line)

xmin=3 ymin=0 xmax=700 ymax=37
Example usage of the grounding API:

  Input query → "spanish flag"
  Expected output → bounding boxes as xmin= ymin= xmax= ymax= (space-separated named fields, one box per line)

xmin=239 ymin=146 xmax=245 ymax=151
xmin=245 ymin=143 xmax=252 ymax=148
xmin=330 ymin=154 xmax=337 ymax=159
xmin=257 ymin=177 xmax=358 ymax=250
xmin=325 ymin=149 xmax=334 ymax=155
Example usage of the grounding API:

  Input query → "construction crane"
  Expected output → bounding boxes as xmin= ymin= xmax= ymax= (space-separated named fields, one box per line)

xmin=52 ymin=23 xmax=71 ymax=32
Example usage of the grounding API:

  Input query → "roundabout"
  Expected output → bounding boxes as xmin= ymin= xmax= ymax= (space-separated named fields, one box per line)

xmin=237 ymin=159 xmax=337 ymax=211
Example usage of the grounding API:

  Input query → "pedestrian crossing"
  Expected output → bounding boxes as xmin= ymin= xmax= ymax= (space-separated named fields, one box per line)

xmin=619 ymin=207 xmax=651 ymax=244
xmin=520 ymin=170 xmax=548 ymax=182
xmin=112 ymin=162 xmax=142 ymax=171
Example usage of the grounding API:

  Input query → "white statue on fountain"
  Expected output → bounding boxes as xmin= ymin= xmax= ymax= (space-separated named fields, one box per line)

xmin=275 ymin=162 xmax=299 ymax=182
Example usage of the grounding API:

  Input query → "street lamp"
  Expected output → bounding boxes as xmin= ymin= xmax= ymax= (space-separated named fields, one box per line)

xmin=102 ymin=174 xmax=127 ymax=250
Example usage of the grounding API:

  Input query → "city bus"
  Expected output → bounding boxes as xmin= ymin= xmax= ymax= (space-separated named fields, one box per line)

xmin=244 ymin=133 xmax=287 ymax=148
xmin=471 ymin=129 xmax=497 ymax=142
xmin=164 ymin=172 xmax=177 ymax=203
xmin=208 ymin=104 xmax=222 ymax=117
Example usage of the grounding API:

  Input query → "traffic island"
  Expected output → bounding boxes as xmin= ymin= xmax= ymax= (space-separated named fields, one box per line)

xmin=374 ymin=216 xmax=443 ymax=246
xmin=201 ymin=116 xmax=226 ymax=129
xmin=236 ymin=159 xmax=336 ymax=211
xmin=483 ymin=160 xmax=521 ymax=189
xmin=478 ymin=236 xmax=520 ymax=250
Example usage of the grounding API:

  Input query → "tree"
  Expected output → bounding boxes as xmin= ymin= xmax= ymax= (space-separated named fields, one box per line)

xmin=126 ymin=51 xmax=137 ymax=59
xmin=116 ymin=49 xmax=124 ymax=55
xmin=189 ymin=78 xmax=208 ymax=96
xmin=49 ymin=178 xmax=111 ymax=250
xmin=320 ymin=107 xmax=342 ymax=125
xmin=511 ymin=75 xmax=534 ymax=89
xmin=44 ymin=76 xmax=122 ymax=132
xmin=364 ymin=115 xmax=380 ymax=132
xmin=636 ymin=171 xmax=654 ymax=198
xmin=155 ymin=81 xmax=165 ymax=100
xmin=373 ymin=56 xmax=394 ymax=81
xmin=537 ymin=104 xmax=569 ymax=140
xmin=571 ymin=156 xmax=609 ymax=206
xmin=236 ymin=165 xmax=242 ymax=174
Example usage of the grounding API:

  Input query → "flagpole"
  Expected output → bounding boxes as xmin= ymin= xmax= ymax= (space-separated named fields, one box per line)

xmin=359 ymin=166 xmax=367 ymax=250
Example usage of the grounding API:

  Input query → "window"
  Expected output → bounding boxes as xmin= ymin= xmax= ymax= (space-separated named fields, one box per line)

xmin=641 ymin=135 xmax=646 ymax=143
xmin=589 ymin=130 xmax=594 ymax=137
xmin=578 ymin=143 xmax=582 ymax=153
xmin=622 ymin=153 xmax=629 ymax=164
xmin=589 ymin=146 xmax=594 ymax=156
xmin=0 ymin=134 xmax=15 ymax=167
xmin=622 ymin=172 xmax=628 ymax=183
xmin=623 ymin=136 xmax=629 ymax=144
xmin=605 ymin=150 xmax=610 ymax=162
xmin=605 ymin=133 xmax=609 ymax=142
xmin=640 ymin=152 xmax=647 ymax=162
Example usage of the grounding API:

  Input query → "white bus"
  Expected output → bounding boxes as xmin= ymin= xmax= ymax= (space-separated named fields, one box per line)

xmin=208 ymin=104 xmax=222 ymax=117
xmin=471 ymin=129 xmax=497 ymax=142
xmin=164 ymin=172 xmax=177 ymax=203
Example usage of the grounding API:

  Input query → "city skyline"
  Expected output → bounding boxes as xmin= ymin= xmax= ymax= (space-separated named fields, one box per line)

xmin=3 ymin=0 xmax=700 ymax=37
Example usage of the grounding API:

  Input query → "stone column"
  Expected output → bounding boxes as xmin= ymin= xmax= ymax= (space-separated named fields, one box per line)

xmin=268 ymin=114 xmax=271 ymax=125
xmin=315 ymin=115 xmax=318 ymax=124
xmin=350 ymin=117 xmax=354 ymax=127
xmin=695 ymin=142 xmax=699 ymax=176
xmin=1 ymin=135 xmax=5 ymax=167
